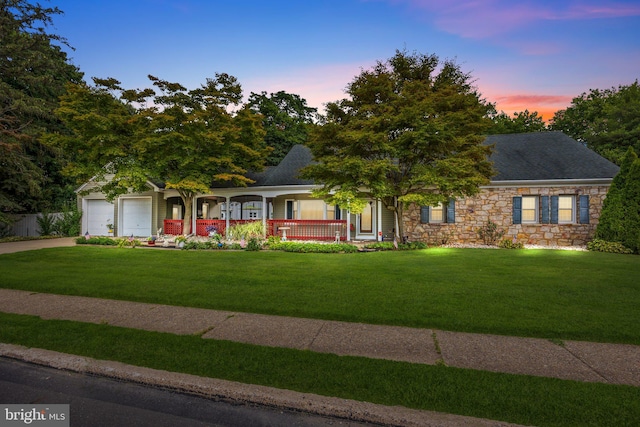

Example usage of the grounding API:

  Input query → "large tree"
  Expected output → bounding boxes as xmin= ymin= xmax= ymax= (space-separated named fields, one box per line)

xmin=48 ymin=74 xmax=268 ymax=234
xmin=0 ymin=0 xmax=83 ymax=222
xmin=247 ymin=91 xmax=317 ymax=166
xmin=488 ymin=110 xmax=547 ymax=134
xmin=551 ymin=81 xmax=640 ymax=165
xmin=302 ymin=50 xmax=494 ymax=239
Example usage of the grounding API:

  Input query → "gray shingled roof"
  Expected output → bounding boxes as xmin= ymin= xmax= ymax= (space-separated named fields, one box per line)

xmin=255 ymin=144 xmax=315 ymax=186
xmin=205 ymin=131 xmax=619 ymax=188
xmin=485 ymin=131 xmax=619 ymax=181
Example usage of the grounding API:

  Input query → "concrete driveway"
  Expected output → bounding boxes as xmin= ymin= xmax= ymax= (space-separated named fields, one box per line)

xmin=0 ymin=237 xmax=77 ymax=255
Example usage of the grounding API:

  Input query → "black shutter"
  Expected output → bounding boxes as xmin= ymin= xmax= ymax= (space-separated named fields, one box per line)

xmin=512 ymin=197 xmax=522 ymax=224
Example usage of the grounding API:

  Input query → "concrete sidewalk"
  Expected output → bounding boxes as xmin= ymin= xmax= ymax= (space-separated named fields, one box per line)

xmin=1 ymin=288 xmax=638 ymax=387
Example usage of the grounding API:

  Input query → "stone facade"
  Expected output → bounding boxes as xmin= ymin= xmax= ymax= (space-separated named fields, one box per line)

xmin=403 ymin=184 xmax=611 ymax=246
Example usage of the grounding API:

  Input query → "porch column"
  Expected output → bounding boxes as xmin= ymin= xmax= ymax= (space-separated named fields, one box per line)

xmin=225 ymin=196 xmax=230 ymax=234
xmin=346 ymin=210 xmax=351 ymax=241
xmin=377 ymin=199 xmax=383 ymax=241
xmin=262 ymin=195 xmax=267 ymax=238
xmin=192 ymin=197 xmax=198 ymax=236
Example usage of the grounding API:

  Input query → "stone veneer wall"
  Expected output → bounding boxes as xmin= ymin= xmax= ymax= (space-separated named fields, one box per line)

xmin=403 ymin=185 xmax=611 ymax=246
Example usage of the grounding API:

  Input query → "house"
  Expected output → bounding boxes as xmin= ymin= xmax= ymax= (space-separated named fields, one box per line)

xmin=78 ymin=131 xmax=619 ymax=246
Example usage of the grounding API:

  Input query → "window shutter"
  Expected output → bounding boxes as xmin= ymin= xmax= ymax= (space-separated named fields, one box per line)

xmin=446 ymin=198 xmax=455 ymax=223
xmin=512 ymin=197 xmax=522 ymax=224
xmin=579 ymin=195 xmax=590 ymax=224
xmin=550 ymin=196 xmax=559 ymax=224
xmin=541 ymin=196 xmax=550 ymax=224
xmin=420 ymin=206 xmax=429 ymax=223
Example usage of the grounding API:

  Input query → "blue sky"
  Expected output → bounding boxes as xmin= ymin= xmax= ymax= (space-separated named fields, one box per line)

xmin=51 ymin=0 xmax=640 ymax=120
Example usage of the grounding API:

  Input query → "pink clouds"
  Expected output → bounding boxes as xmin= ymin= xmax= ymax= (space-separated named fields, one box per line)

xmin=371 ymin=0 xmax=640 ymax=40
xmin=491 ymin=94 xmax=574 ymax=121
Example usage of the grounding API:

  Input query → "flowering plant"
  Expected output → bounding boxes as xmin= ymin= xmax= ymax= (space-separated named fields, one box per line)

xmin=205 ymin=225 xmax=219 ymax=234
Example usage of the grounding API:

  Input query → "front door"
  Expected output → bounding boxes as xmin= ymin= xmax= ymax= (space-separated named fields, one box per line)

xmin=356 ymin=200 xmax=376 ymax=240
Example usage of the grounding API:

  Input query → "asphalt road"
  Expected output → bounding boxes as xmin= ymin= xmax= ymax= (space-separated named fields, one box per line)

xmin=0 ymin=357 xmax=377 ymax=427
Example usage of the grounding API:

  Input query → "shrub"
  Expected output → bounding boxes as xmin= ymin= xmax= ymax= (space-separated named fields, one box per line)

xmin=36 ymin=212 xmax=58 ymax=236
xmin=53 ymin=205 xmax=82 ymax=237
xmin=363 ymin=241 xmax=428 ymax=251
xmin=477 ymin=220 xmax=505 ymax=245
xmin=75 ymin=236 xmax=118 ymax=246
xmin=498 ymin=238 xmax=524 ymax=249
xmin=246 ymin=237 xmax=263 ymax=251
xmin=227 ymin=221 xmax=264 ymax=240
xmin=587 ymin=239 xmax=633 ymax=254
xmin=270 ymin=242 xmax=359 ymax=253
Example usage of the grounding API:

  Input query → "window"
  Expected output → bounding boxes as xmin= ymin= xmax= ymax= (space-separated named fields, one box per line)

xmin=285 ymin=200 xmax=340 ymax=220
xmin=420 ymin=199 xmax=455 ymax=224
xmin=299 ymin=200 xmax=325 ymax=220
xmin=557 ymin=195 xmax=575 ymax=224
xmin=514 ymin=195 xmax=585 ymax=225
xmin=430 ymin=203 xmax=444 ymax=223
xmin=521 ymin=196 xmax=538 ymax=223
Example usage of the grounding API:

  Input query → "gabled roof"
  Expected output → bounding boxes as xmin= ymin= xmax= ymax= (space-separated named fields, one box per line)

xmin=256 ymin=144 xmax=315 ymax=186
xmin=485 ymin=131 xmax=619 ymax=181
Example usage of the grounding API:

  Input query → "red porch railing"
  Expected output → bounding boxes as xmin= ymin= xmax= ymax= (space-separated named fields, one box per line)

xmin=163 ymin=219 xmax=183 ymax=235
xmin=192 ymin=219 xmax=348 ymax=241
xmin=268 ymin=220 xmax=347 ymax=241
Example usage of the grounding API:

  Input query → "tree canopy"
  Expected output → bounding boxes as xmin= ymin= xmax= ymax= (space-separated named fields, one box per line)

xmin=595 ymin=147 xmax=640 ymax=253
xmin=248 ymin=91 xmax=317 ymax=166
xmin=0 ymin=0 xmax=83 ymax=222
xmin=302 ymin=50 xmax=494 ymax=238
xmin=47 ymin=74 xmax=268 ymax=234
xmin=488 ymin=110 xmax=547 ymax=134
xmin=551 ymin=81 xmax=640 ymax=165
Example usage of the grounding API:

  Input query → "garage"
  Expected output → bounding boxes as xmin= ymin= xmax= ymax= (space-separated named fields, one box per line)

xmin=85 ymin=199 xmax=114 ymax=236
xmin=120 ymin=198 xmax=152 ymax=237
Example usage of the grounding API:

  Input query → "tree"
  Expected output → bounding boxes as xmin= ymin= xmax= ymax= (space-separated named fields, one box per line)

xmin=595 ymin=147 xmax=640 ymax=253
xmin=595 ymin=148 xmax=636 ymax=243
xmin=48 ymin=74 xmax=268 ymax=235
xmin=488 ymin=110 xmax=547 ymax=134
xmin=0 ymin=0 xmax=83 ymax=223
xmin=247 ymin=91 xmax=317 ymax=166
xmin=301 ymin=50 xmax=494 ymax=240
xmin=551 ymin=82 xmax=640 ymax=165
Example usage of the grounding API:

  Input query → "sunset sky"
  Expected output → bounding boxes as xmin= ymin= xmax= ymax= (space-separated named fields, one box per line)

xmin=51 ymin=0 xmax=640 ymax=121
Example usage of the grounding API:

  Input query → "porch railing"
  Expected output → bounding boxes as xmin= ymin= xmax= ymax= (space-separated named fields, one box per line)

xmin=268 ymin=220 xmax=347 ymax=241
xmin=177 ymin=219 xmax=348 ymax=241
xmin=163 ymin=219 xmax=183 ymax=235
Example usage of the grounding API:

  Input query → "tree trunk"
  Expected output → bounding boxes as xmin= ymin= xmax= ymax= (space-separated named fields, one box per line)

xmin=180 ymin=193 xmax=193 ymax=235
xmin=393 ymin=197 xmax=404 ymax=241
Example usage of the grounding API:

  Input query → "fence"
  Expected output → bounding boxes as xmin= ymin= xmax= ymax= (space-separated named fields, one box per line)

xmin=4 ymin=213 xmax=63 ymax=237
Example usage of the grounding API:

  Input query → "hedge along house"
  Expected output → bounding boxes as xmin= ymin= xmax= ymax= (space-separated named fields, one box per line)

xmin=403 ymin=132 xmax=620 ymax=246
xmin=78 ymin=131 xmax=619 ymax=246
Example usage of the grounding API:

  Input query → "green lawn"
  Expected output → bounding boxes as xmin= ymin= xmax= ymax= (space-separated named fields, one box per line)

xmin=1 ymin=246 xmax=639 ymax=426
xmin=0 ymin=246 xmax=639 ymax=344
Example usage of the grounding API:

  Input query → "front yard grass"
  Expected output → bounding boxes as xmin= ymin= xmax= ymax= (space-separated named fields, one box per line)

xmin=0 ymin=246 xmax=639 ymax=344
xmin=1 ymin=312 xmax=638 ymax=427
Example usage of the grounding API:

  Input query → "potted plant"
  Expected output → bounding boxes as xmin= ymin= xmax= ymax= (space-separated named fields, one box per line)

xmin=174 ymin=235 xmax=187 ymax=249
xmin=106 ymin=222 xmax=114 ymax=236
xmin=147 ymin=235 xmax=157 ymax=246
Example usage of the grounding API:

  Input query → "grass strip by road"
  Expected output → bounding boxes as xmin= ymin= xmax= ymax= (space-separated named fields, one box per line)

xmin=1 ymin=247 xmax=639 ymax=344
xmin=0 ymin=312 xmax=638 ymax=427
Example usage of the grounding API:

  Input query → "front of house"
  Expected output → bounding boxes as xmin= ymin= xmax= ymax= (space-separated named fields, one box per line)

xmin=78 ymin=132 xmax=619 ymax=246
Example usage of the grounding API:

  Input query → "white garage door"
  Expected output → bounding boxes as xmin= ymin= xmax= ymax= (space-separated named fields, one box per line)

xmin=86 ymin=200 xmax=114 ymax=236
xmin=121 ymin=198 xmax=152 ymax=237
